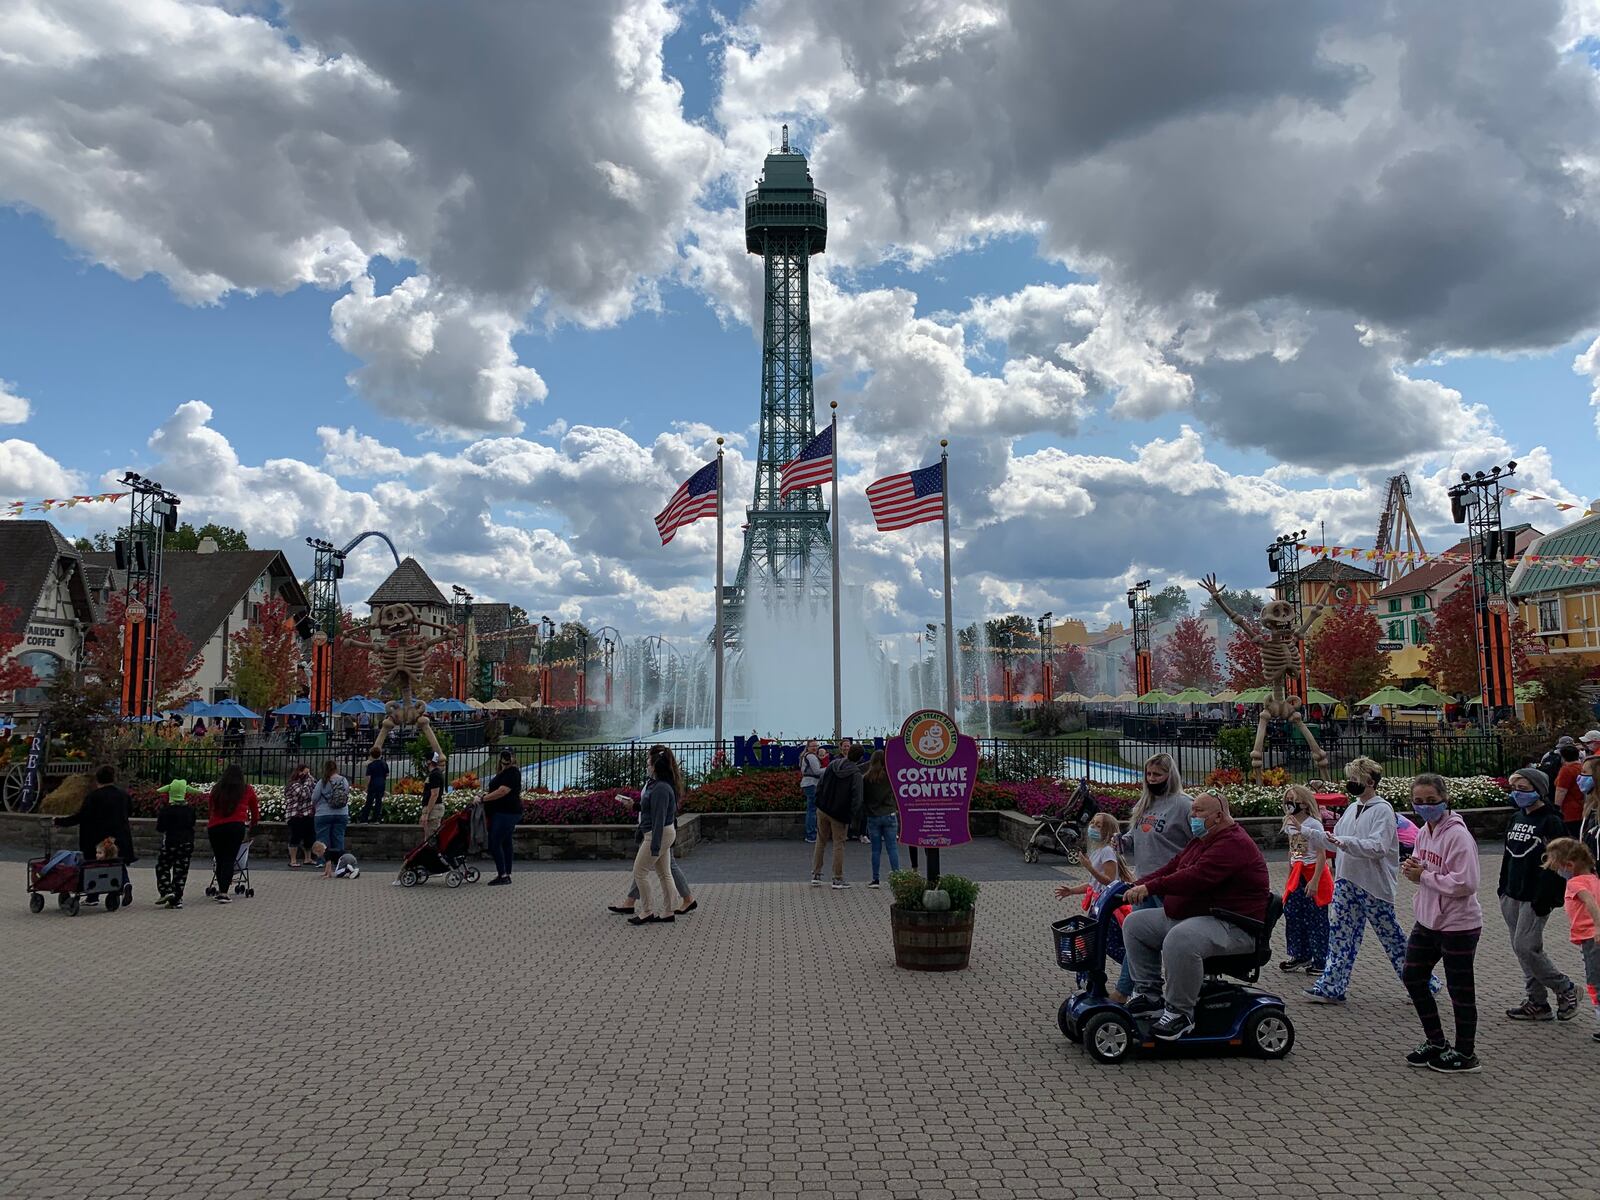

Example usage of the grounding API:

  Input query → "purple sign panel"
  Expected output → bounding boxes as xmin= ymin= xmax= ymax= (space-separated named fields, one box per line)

xmin=888 ymin=709 xmax=977 ymax=849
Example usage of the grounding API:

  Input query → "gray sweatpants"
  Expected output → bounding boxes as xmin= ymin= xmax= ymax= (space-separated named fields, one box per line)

xmin=628 ymin=859 xmax=690 ymax=903
xmin=1123 ymin=908 xmax=1256 ymax=1018
xmin=1499 ymin=895 xmax=1573 ymax=1005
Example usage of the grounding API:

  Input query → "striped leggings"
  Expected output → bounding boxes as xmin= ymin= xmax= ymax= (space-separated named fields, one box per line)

xmin=1403 ymin=923 xmax=1481 ymax=1057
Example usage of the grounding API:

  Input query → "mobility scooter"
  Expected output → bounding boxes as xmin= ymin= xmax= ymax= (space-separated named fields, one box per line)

xmin=1053 ymin=880 xmax=1294 ymax=1063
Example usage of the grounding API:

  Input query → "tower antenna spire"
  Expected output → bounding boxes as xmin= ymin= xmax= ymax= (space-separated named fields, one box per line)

xmin=780 ymin=123 xmax=789 ymax=153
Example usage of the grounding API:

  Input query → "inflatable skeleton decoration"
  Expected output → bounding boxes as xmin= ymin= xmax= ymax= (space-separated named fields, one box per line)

xmin=1199 ymin=574 xmax=1329 ymax=778
xmin=343 ymin=602 xmax=456 ymax=758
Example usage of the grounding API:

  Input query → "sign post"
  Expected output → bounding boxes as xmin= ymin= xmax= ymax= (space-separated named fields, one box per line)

xmin=887 ymin=708 xmax=977 ymax=884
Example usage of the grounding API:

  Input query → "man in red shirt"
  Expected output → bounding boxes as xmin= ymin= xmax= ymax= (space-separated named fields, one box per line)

xmin=1122 ymin=791 xmax=1271 ymax=1040
xmin=1555 ymin=742 xmax=1587 ymax=835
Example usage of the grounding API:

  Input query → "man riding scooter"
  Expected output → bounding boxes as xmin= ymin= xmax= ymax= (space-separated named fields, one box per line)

xmin=1121 ymin=791 xmax=1271 ymax=1040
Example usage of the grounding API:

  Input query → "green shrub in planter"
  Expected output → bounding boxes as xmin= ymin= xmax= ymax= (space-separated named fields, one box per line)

xmin=888 ymin=869 xmax=926 ymax=910
xmin=936 ymin=874 xmax=980 ymax=913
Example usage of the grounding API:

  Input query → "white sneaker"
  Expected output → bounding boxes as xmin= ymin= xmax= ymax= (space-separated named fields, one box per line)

xmin=810 ymin=875 xmax=822 ymax=887
xmin=831 ymin=879 xmax=851 ymax=890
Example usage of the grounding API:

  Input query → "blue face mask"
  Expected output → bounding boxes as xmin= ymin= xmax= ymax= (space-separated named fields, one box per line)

xmin=1189 ymin=816 xmax=1208 ymax=836
xmin=1413 ymin=802 xmax=1447 ymax=825
xmin=1087 ymin=828 xmax=1103 ymax=842
xmin=1510 ymin=789 xmax=1540 ymax=809
xmin=1580 ymin=775 xmax=1596 ymax=795
xmin=1557 ymin=868 xmax=1576 ymax=880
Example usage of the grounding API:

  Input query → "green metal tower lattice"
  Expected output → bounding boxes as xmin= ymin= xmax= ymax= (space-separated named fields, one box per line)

xmin=726 ymin=126 xmax=832 ymax=641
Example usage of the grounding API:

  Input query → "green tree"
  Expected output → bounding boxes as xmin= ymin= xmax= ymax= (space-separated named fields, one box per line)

xmin=165 ymin=522 xmax=250 ymax=552
xmin=225 ymin=597 xmax=302 ymax=710
xmin=1201 ymin=586 xmax=1264 ymax=622
xmin=73 ymin=530 xmax=116 ymax=552
xmin=1148 ymin=584 xmax=1191 ymax=621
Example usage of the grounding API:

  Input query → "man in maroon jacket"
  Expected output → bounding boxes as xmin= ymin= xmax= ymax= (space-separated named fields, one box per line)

xmin=1121 ymin=791 xmax=1271 ymax=1040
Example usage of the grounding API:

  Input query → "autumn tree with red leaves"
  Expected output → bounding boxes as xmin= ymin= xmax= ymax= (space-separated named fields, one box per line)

xmin=1421 ymin=580 xmax=1535 ymax=698
xmin=330 ymin=610 xmax=379 ymax=698
xmin=1224 ymin=627 xmax=1264 ymax=692
xmin=0 ymin=582 xmax=40 ymax=697
xmin=1309 ymin=599 xmax=1390 ymax=708
xmin=83 ymin=588 xmax=203 ymax=709
xmin=1156 ymin=616 xmax=1221 ymax=690
xmin=226 ymin=596 xmax=302 ymax=711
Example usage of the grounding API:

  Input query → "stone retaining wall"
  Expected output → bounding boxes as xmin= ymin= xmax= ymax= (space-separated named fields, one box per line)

xmin=0 ymin=812 xmax=701 ymax=863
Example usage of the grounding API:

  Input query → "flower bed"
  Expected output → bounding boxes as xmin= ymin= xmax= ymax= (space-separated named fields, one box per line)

xmin=124 ymin=771 xmax=1514 ymax=826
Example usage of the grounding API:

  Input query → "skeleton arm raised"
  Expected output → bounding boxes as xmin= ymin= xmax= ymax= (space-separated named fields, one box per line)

xmin=1198 ymin=574 xmax=1269 ymax=645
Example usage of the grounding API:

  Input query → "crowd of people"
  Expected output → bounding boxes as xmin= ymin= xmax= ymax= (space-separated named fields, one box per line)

xmin=1058 ymin=730 xmax=1600 ymax=1073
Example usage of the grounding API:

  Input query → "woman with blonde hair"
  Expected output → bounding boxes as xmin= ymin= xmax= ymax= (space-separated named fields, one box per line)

xmin=1112 ymin=753 xmax=1193 ymax=1000
xmin=1279 ymin=784 xmax=1332 ymax=974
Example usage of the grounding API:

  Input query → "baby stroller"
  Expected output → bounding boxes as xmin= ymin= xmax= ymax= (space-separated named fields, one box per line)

xmin=397 ymin=809 xmax=480 ymax=888
xmin=1022 ymin=777 xmax=1100 ymax=864
xmin=204 ymin=838 xmax=255 ymax=899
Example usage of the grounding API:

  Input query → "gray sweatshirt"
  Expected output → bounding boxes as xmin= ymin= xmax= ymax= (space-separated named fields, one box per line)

xmin=1123 ymin=791 xmax=1194 ymax=877
xmin=642 ymin=779 xmax=678 ymax=855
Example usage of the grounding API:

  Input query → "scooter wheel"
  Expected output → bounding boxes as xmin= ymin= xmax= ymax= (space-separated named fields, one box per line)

xmin=1081 ymin=1011 xmax=1135 ymax=1064
xmin=1058 ymin=999 xmax=1081 ymax=1041
xmin=1244 ymin=1007 xmax=1295 ymax=1059
xmin=29 ymin=893 xmax=44 ymax=913
xmin=400 ymin=870 xmax=418 ymax=888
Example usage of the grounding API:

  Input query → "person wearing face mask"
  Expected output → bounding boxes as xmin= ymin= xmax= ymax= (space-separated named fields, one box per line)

xmin=1540 ymin=838 xmax=1600 ymax=1043
xmin=1553 ymin=741 xmax=1586 ymax=837
xmin=1278 ymin=785 xmax=1332 ymax=975
xmin=1056 ymin=812 xmax=1133 ymax=972
xmin=1399 ymin=775 xmax=1483 ymax=1073
xmin=1496 ymin=767 xmax=1580 ymax=1021
xmin=1306 ymin=757 xmax=1431 ymax=1005
xmin=1112 ymin=753 xmax=1193 ymax=1001
xmin=1120 ymin=792 xmax=1270 ymax=1041
xmin=1575 ymin=756 xmax=1600 ymax=868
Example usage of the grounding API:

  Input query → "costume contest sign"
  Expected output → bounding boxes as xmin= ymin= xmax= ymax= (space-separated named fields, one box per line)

xmin=887 ymin=709 xmax=977 ymax=848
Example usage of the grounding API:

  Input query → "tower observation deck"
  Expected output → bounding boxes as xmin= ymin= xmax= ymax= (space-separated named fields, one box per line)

xmin=725 ymin=126 xmax=831 ymax=640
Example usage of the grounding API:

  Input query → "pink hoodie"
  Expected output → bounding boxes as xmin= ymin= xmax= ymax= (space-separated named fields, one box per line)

xmin=1411 ymin=811 xmax=1482 ymax=932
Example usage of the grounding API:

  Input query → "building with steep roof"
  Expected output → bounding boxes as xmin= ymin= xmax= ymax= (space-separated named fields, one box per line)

xmin=1369 ymin=525 xmax=1539 ymax=678
xmin=366 ymin=556 xmax=450 ymax=641
xmin=0 ymin=521 xmax=94 ymax=711
xmin=1511 ymin=513 xmax=1600 ymax=669
xmin=1269 ymin=558 xmax=1387 ymax=609
xmin=83 ymin=542 xmax=309 ymax=703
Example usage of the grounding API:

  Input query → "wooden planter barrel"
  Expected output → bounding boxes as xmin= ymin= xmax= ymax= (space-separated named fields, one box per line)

xmin=891 ymin=905 xmax=975 ymax=971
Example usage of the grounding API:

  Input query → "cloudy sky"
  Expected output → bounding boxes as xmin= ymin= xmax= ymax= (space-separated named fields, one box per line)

xmin=2 ymin=0 xmax=1598 ymax=640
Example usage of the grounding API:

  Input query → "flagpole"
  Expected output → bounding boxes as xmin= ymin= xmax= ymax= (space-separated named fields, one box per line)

xmin=830 ymin=402 xmax=842 ymax=743
xmin=714 ymin=437 xmax=725 ymax=750
xmin=940 ymin=440 xmax=956 ymax=714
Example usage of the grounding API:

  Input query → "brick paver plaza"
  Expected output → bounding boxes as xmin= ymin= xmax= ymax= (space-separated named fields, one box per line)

xmin=3 ymin=841 xmax=1595 ymax=1199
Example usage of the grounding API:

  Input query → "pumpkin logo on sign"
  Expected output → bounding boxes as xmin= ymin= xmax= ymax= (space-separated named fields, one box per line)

xmin=905 ymin=711 xmax=957 ymax=767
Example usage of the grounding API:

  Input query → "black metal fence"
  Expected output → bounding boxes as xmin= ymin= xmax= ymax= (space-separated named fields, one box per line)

xmin=113 ymin=727 xmax=1526 ymax=793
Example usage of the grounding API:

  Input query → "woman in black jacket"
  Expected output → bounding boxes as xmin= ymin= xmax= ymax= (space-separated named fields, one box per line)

xmin=1498 ymin=767 xmax=1580 ymax=1021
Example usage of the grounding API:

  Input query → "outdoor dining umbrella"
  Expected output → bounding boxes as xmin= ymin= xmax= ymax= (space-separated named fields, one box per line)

xmin=1405 ymin=684 xmax=1451 ymax=707
xmin=1234 ymin=686 xmax=1272 ymax=703
xmin=333 ymin=696 xmax=388 ymax=716
xmin=1112 ymin=692 xmax=1138 ymax=703
xmin=1135 ymin=689 xmax=1173 ymax=704
xmin=1212 ymin=690 xmax=1239 ymax=702
xmin=1089 ymin=693 xmax=1116 ymax=704
xmin=1303 ymin=688 xmax=1339 ymax=707
xmin=1356 ymin=685 xmax=1415 ymax=707
xmin=271 ymin=698 xmax=312 ymax=717
xmin=202 ymin=698 xmax=260 ymax=720
xmin=427 ymin=698 xmax=474 ymax=714
xmin=1054 ymin=691 xmax=1090 ymax=703
xmin=175 ymin=698 xmax=210 ymax=717
xmin=1167 ymin=687 xmax=1214 ymax=705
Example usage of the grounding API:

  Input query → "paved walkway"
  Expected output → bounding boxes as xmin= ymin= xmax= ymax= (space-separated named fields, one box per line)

xmin=2 ymin=844 xmax=1594 ymax=1199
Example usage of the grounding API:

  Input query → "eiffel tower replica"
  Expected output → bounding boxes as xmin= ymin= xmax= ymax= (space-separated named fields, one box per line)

xmin=724 ymin=126 xmax=832 ymax=642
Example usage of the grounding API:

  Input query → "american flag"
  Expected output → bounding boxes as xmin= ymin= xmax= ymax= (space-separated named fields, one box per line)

xmin=778 ymin=425 xmax=834 ymax=499
xmin=866 ymin=461 xmax=945 ymax=531
xmin=654 ymin=458 xmax=720 ymax=545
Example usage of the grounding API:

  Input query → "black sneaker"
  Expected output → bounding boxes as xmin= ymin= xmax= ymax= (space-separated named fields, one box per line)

xmin=214 ymin=894 xmax=231 ymax=904
xmin=486 ymin=877 xmax=510 ymax=886
xmin=1302 ymin=988 xmax=1345 ymax=1005
xmin=1303 ymin=960 xmax=1326 ymax=975
xmin=867 ymin=880 xmax=881 ymax=889
xmin=1125 ymin=993 xmax=1164 ymax=1016
xmin=1506 ymin=1000 xmax=1553 ymax=1022
xmin=1151 ymin=1009 xmax=1195 ymax=1041
xmin=1406 ymin=1041 xmax=1448 ymax=1068
xmin=1278 ymin=957 xmax=1309 ymax=972
xmin=171 ymin=899 xmax=183 ymax=909
xmin=1556 ymin=986 xmax=1581 ymax=1021
xmin=1428 ymin=1048 xmax=1481 ymax=1074
xmin=831 ymin=879 xmax=851 ymax=890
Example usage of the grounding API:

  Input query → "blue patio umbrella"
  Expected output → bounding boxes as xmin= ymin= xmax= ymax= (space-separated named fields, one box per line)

xmin=333 ymin=695 xmax=389 ymax=716
xmin=202 ymin=698 xmax=261 ymax=720
xmin=175 ymin=698 xmax=210 ymax=716
xmin=271 ymin=698 xmax=312 ymax=717
xmin=427 ymin=697 xmax=472 ymax=714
